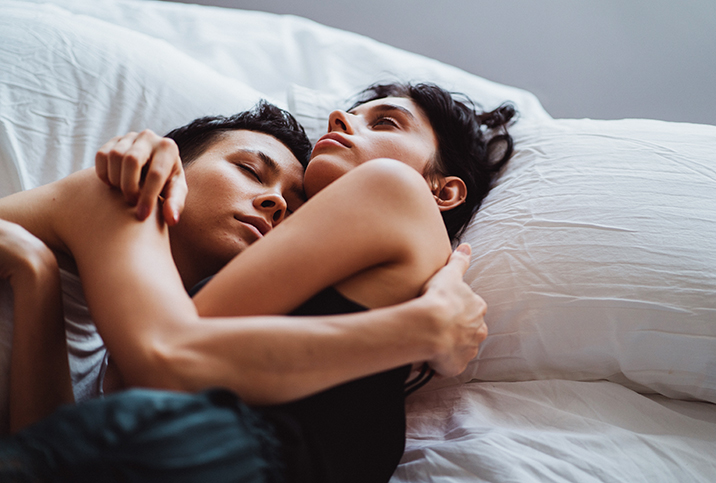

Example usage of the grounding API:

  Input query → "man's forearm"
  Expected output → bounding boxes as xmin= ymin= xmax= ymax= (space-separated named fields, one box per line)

xmin=6 ymin=230 xmax=73 ymax=432
xmin=50 ymin=170 xmax=484 ymax=405
xmin=151 ymin=298 xmax=441 ymax=405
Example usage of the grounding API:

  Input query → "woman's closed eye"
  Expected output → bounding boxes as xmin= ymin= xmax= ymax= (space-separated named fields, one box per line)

xmin=372 ymin=116 xmax=399 ymax=128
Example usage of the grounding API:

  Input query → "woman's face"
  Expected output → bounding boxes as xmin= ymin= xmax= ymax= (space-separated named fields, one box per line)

xmin=304 ymin=97 xmax=438 ymax=198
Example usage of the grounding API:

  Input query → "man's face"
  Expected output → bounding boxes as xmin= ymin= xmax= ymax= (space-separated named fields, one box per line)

xmin=170 ymin=130 xmax=305 ymax=284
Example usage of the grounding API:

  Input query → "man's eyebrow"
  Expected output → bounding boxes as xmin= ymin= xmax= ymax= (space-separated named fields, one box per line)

xmin=350 ymin=103 xmax=417 ymax=121
xmin=244 ymin=149 xmax=306 ymax=203
xmin=255 ymin=150 xmax=279 ymax=173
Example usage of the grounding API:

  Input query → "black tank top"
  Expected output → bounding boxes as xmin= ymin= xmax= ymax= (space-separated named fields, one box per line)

xmin=189 ymin=280 xmax=432 ymax=483
xmin=260 ymin=287 xmax=411 ymax=483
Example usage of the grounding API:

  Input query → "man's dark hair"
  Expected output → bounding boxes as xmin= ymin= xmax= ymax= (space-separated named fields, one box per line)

xmin=165 ymin=100 xmax=312 ymax=170
xmin=350 ymin=82 xmax=516 ymax=242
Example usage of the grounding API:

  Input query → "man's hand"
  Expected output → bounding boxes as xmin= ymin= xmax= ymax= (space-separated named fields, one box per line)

xmin=0 ymin=218 xmax=57 ymax=286
xmin=95 ymin=130 xmax=187 ymax=225
xmin=421 ymin=243 xmax=488 ymax=377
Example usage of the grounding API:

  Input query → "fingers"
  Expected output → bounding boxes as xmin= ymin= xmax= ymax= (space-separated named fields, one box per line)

xmin=94 ymin=130 xmax=186 ymax=223
xmin=95 ymin=135 xmax=125 ymax=186
xmin=420 ymin=242 xmax=487 ymax=377
xmin=113 ymin=134 xmax=150 ymax=205
xmin=134 ymin=137 xmax=181 ymax=221
xmin=447 ymin=243 xmax=471 ymax=276
xmin=96 ymin=132 xmax=141 ymax=194
xmin=160 ymin=169 xmax=188 ymax=226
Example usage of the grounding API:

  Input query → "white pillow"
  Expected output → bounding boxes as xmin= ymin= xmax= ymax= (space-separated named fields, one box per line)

xmin=0 ymin=0 xmax=271 ymax=194
xmin=460 ymin=118 xmax=716 ymax=403
xmin=25 ymin=0 xmax=552 ymax=125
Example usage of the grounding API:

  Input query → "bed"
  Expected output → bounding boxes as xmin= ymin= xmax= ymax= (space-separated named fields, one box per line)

xmin=1 ymin=0 xmax=715 ymax=481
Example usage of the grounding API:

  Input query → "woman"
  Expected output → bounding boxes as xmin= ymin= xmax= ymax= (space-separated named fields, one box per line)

xmin=1 ymin=82 xmax=514 ymax=482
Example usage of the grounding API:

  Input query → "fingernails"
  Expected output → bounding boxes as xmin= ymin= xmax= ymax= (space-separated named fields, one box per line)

xmin=455 ymin=243 xmax=471 ymax=255
xmin=137 ymin=204 xmax=150 ymax=220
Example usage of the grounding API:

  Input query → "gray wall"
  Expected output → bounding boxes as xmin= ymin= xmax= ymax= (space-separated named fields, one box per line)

xmin=160 ymin=0 xmax=716 ymax=125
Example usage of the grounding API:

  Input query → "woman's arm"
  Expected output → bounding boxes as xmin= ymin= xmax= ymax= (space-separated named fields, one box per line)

xmin=194 ymin=158 xmax=451 ymax=315
xmin=0 ymin=220 xmax=73 ymax=432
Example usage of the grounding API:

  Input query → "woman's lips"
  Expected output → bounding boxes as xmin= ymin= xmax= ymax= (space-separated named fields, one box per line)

xmin=313 ymin=132 xmax=351 ymax=152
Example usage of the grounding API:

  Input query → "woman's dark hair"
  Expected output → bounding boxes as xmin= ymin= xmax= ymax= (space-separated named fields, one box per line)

xmin=350 ymin=82 xmax=516 ymax=242
xmin=165 ymin=100 xmax=312 ymax=170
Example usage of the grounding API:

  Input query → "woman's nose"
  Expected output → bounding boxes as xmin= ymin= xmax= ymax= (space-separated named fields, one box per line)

xmin=328 ymin=110 xmax=354 ymax=134
xmin=256 ymin=194 xmax=288 ymax=225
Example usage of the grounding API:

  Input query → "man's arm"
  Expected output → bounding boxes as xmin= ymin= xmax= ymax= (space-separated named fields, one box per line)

xmin=154 ymin=247 xmax=486 ymax=404
xmin=0 ymin=166 xmax=486 ymax=405
xmin=0 ymin=220 xmax=73 ymax=432
xmin=47 ymin=170 xmax=485 ymax=404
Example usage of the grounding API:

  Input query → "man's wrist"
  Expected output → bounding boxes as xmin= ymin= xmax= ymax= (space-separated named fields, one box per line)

xmin=9 ymin=242 xmax=59 ymax=291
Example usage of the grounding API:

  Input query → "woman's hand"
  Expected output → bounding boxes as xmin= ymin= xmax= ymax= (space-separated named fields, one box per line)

xmin=95 ymin=130 xmax=187 ymax=225
xmin=420 ymin=244 xmax=488 ymax=377
xmin=0 ymin=219 xmax=73 ymax=432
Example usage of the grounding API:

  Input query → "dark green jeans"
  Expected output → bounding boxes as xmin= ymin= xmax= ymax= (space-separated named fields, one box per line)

xmin=0 ymin=388 xmax=283 ymax=483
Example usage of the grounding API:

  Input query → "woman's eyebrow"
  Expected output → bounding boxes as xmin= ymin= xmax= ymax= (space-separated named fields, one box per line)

xmin=351 ymin=103 xmax=417 ymax=121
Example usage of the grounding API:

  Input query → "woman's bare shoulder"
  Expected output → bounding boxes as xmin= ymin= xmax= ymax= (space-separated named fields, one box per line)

xmin=318 ymin=158 xmax=452 ymax=307
xmin=339 ymin=159 xmax=449 ymax=248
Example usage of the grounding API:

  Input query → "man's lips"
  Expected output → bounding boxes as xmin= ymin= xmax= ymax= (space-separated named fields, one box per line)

xmin=235 ymin=215 xmax=271 ymax=239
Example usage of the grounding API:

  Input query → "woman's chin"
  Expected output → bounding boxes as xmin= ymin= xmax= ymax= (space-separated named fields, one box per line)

xmin=304 ymin=159 xmax=347 ymax=198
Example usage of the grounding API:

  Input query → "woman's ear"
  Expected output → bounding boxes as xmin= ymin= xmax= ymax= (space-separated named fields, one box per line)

xmin=432 ymin=176 xmax=467 ymax=212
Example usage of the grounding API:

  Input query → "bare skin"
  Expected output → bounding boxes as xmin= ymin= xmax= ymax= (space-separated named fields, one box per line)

xmin=0 ymin=220 xmax=73 ymax=432
xmin=0 ymin=97 xmax=488 ymax=424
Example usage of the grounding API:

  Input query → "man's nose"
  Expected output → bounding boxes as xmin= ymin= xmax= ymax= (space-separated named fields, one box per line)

xmin=257 ymin=194 xmax=287 ymax=225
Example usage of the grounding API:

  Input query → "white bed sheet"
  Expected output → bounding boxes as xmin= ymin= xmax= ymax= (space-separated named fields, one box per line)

xmin=398 ymin=380 xmax=716 ymax=482
xmin=1 ymin=0 xmax=715 ymax=481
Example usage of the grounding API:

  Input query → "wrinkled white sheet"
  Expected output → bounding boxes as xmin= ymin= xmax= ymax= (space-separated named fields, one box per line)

xmin=398 ymin=380 xmax=716 ymax=483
